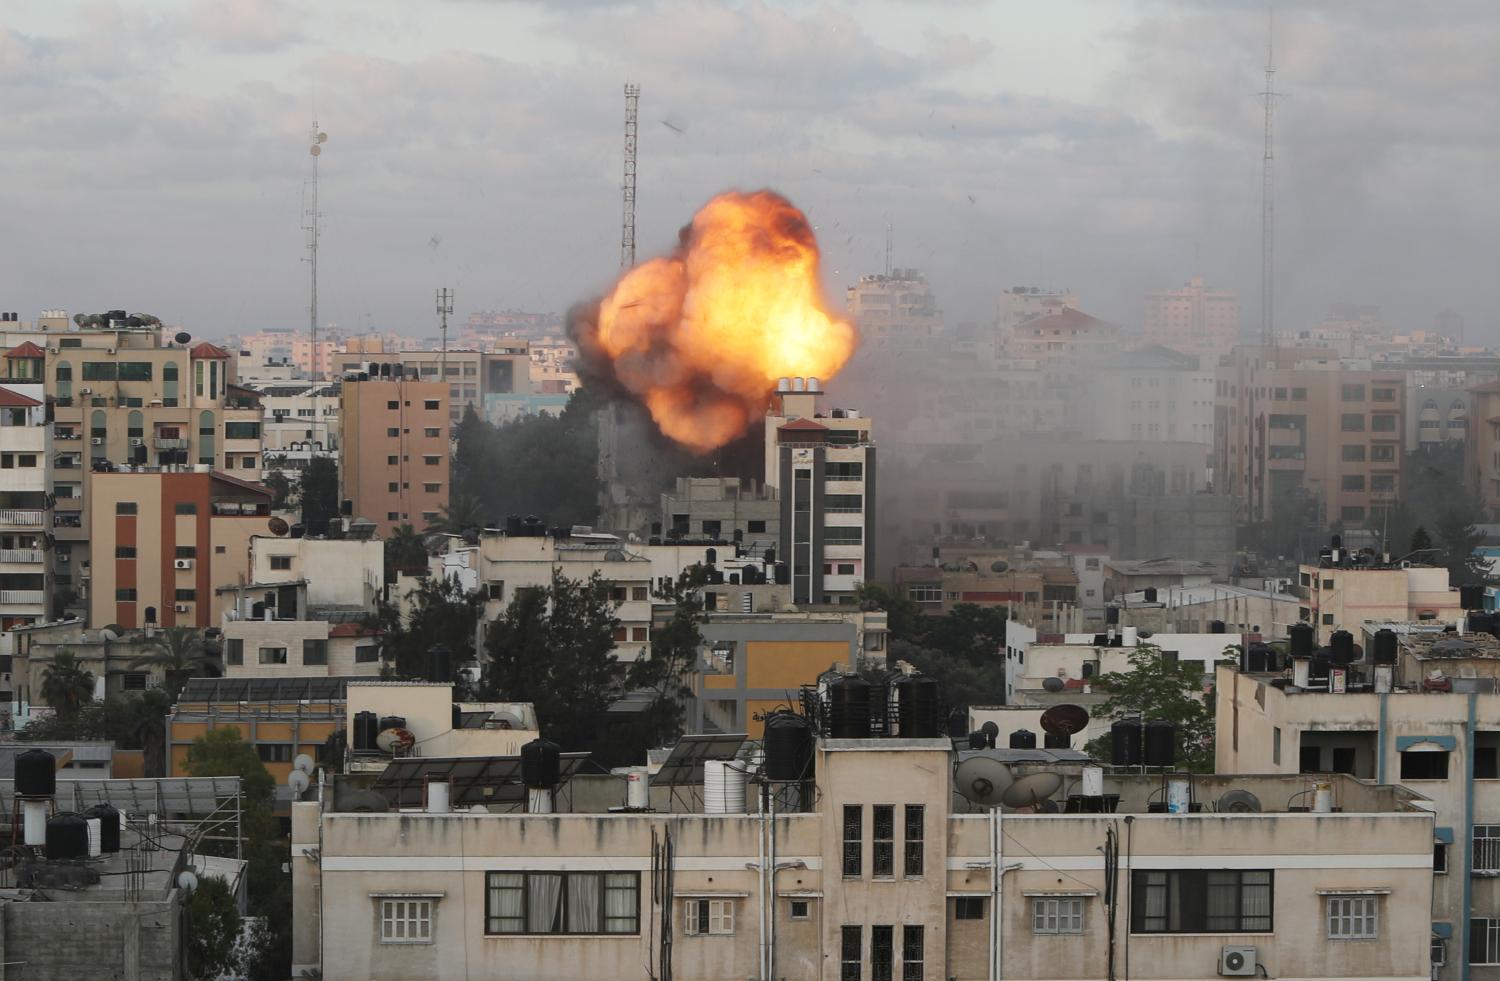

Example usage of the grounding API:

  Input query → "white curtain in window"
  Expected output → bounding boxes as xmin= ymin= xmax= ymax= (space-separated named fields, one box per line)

xmin=604 ymin=873 xmax=636 ymax=932
xmin=528 ymin=873 xmax=563 ymax=933
xmin=1241 ymin=871 xmax=1272 ymax=928
xmin=568 ymin=874 xmax=601 ymax=933
xmin=1205 ymin=872 xmax=1239 ymax=929
xmin=489 ymin=874 xmax=523 ymax=931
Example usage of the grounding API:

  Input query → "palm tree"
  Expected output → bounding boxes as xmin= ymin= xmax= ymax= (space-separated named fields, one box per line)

xmin=384 ymin=523 xmax=430 ymax=577
xmin=40 ymin=651 xmax=95 ymax=718
xmin=128 ymin=627 xmax=222 ymax=701
xmin=425 ymin=493 xmax=486 ymax=536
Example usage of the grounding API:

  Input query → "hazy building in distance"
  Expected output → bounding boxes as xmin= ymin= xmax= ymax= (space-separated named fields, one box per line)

xmin=238 ymin=328 xmax=341 ymax=378
xmin=1141 ymin=275 xmax=1240 ymax=357
xmin=339 ymin=371 xmax=450 ymax=535
xmin=997 ymin=307 xmax=1120 ymax=365
xmin=1469 ymin=379 xmax=1500 ymax=518
xmin=331 ymin=345 xmax=530 ymax=423
xmin=844 ymin=269 xmax=942 ymax=350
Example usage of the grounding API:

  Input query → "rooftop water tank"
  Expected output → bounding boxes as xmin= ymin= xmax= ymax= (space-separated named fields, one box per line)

xmin=521 ymin=738 xmax=561 ymax=788
xmin=85 ymin=803 xmax=121 ymax=853
xmin=895 ymin=675 xmax=939 ymax=738
xmin=1008 ymin=729 xmax=1037 ymax=750
xmin=1372 ymin=628 xmax=1399 ymax=665
xmin=828 ymin=676 xmax=871 ymax=738
xmin=763 ymin=712 xmax=815 ymax=782
xmin=1288 ymin=622 xmax=1315 ymax=659
xmin=1110 ymin=719 xmax=1142 ymax=766
xmin=1142 ymin=721 xmax=1176 ymax=767
xmin=15 ymin=749 xmax=55 ymax=799
xmin=45 ymin=812 xmax=88 ymax=860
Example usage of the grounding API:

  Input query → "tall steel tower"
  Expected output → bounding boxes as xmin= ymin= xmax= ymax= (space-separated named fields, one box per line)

xmin=1259 ymin=17 xmax=1277 ymax=347
xmin=621 ymin=83 xmax=640 ymax=270
xmin=304 ymin=123 xmax=328 ymax=377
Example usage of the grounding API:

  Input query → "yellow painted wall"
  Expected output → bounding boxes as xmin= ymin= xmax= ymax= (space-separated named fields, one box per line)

xmin=745 ymin=641 xmax=847 ymax=690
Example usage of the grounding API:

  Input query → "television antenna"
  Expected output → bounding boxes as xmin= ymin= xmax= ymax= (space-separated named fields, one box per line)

xmin=621 ymin=83 xmax=640 ymax=270
xmin=436 ymin=288 xmax=453 ymax=379
xmin=304 ymin=123 xmax=329 ymax=453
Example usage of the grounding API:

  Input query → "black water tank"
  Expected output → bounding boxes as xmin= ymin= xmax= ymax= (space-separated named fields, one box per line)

xmin=521 ymin=738 xmax=561 ymax=788
xmin=895 ymin=676 xmax=940 ymax=738
xmin=1288 ymin=622 xmax=1315 ymax=659
xmin=353 ymin=711 xmax=379 ymax=751
xmin=1469 ymin=611 xmax=1494 ymax=635
xmin=429 ymin=644 xmax=453 ymax=683
xmin=45 ymin=812 xmax=88 ymax=860
xmin=1372 ymin=628 xmax=1398 ymax=665
xmin=505 ymin=515 xmax=522 ymax=537
xmin=1144 ymin=587 xmax=1158 ymax=603
xmin=968 ymin=731 xmax=987 ymax=750
xmin=1462 ymin=584 xmax=1486 ymax=610
xmin=1210 ymin=619 xmax=1226 ymax=634
xmin=763 ymin=547 xmax=776 ymax=566
xmin=1329 ymin=630 xmax=1355 ymax=665
xmin=1105 ymin=606 xmax=1120 ymax=625
xmin=15 ymin=749 xmax=55 ymax=798
xmin=1311 ymin=651 xmax=1332 ymax=680
xmin=379 ymin=716 xmax=407 ymax=734
xmin=85 ymin=804 xmax=121 ymax=853
xmin=452 ymin=703 xmax=463 ymax=730
xmin=946 ymin=708 xmax=968 ymax=737
xmin=1044 ymin=731 xmax=1070 ymax=749
xmin=1243 ymin=643 xmax=1272 ymax=673
xmin=1008 ymin=729 xmax=1037 ymax=750
xmin=1142 ymin=721 xmax=1175 ymax=767
xmin=1111 ymin=719 xmax=1142 ymax=766
xmin=706 ymin=547 xmax=717 ymax=566
xmin=828 ymin=676 xmax=872 ymax=738
xmin=773 ymin=563 xmax=791 ymax=586
xmin=764 ymin=712 xmax=816 ymax=781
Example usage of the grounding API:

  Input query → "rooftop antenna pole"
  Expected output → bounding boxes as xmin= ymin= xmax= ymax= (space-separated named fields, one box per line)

xmin=436 ymin=288 xmax=453 ymax=380
xmin=884 ymin=219 xmax=893 ymax=277
xmin=304 ymin=122 xmax=329 ymax=452
xmin=1260 ymin=10 xmax=1277 ymax=348
xmin=622 ymin=83 xmax=640 ymax=270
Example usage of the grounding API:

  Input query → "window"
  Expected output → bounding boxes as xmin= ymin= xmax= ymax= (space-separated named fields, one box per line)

xmin=115 ymin=546 xmax=136 ymax=559
xmin=115 ymin=588 xmax=137 ymax=602
xmin=1371 ymin=444 xmax=1396 ymax=462
xmin=825 ymin=526 xmax=863 ymax=545
xmin=82 ymin=362 xmax=117 ymax=381
xmin=1435 ymin=841 xmax=1449 ymax=874
xmin=1341 ymin=414 xmax=1365 ymax=432
xmin=484 ymin=871 xmax=639 ymax=935
xmin=1434 ymin=934 xmax=1448 ymax=967
xmin=1322 ymin=613 xmax=1335 ymax=625
xmin=1475 ymin=826 xmax=1500 ymax=874
xmin=872 ymin=805 xmax=895 ymax=877
xmin=904 ymin=805 xmax=923 ymax=876
xmin=257 ymin=744 xmax=292 ymax=763
xmin=270 ymin=555 xmax=292 ymax=571
xmin=748 ymin=520 xmax=766 ymax=533
xmin=116 ymin=502 xmax=138 ymax=516
xmin=175 ymin=502 xmax=197 ymax=515
xmin=380 ymin=898 xmax=432 ymax=944
xmin=907 ymin=584 xmax=942 ymax=603
xmin=1340 ymin=505 xmax=1365 ymax=522
xmin=1400 ymin=750 xmax=1449 ymax=780
xmin=258 ymin=646 xmax=288 ymax=665
xmin=1291 ymin=387 xmax=1307 ymax=400
xmin=1341 ymin=475 xmax=1365 ymax=491
xmin=387 ymin=400 xmax=400 ymax=410
xmin=1371 ymin=413 xmax=1397 ymax=432
xmin=825 ymin=461 xmax=863 ymax=480
xmin=841 ymin=925 xmax=862 ymax=981
xmin=424 ymin=455 xmax=440 ymax=465
xmin=174 ymin=589 xmax=196 ymax=602
xmin=1341 ymin=444 xmax=1366 ymax=461
xmin=825 ymin=494 xmax=862 ymax=512
xmin=387 ymin=428 xmax=400 ymax=438
xmin=1341 ymin=383 xmax=1365 ymax=401
xmin=303 ymin=640 xmax=328 ymax=665
xmin=355 ymin=645 xmax=380 ymax=663
xmin=117 ymin=362 xmax=153 ymax=381
xmin=1033 ymin=896 xmax=1085 ymax=934
xmin=424 ymin=399 xmax=440 ymax=410
xmin=684 ymin=898 xmax=734 ymax=935
xmin=1327 ymin=895 xmax=1378 ymax=940
xmin=789 ymin=899 xmax=810 ymax=920
xmin=1372 ymin=474 xmax=1395 ymax=493
xmin=1131 ymin=869 xmax=1272 ymax=933
xmin=387 ymin=455 xmax=399 ymax=466
xmin=871 ymin=925 xmax=893 ymax=981
xmin=1475 ymin=918 xmax=1500 ymax=965
xmin=955 ymin=897 xmax=985 ymax=920
xmin=226 ymin=639 xmax=243 ymax=666
xmin=423 ymin=427 xmax=440 ymax=437
xmin=388 ymin=482 xmax=399 ymax=493
xmin=423 ymin=483 xmax=441 ymax=493
xmin=1479 ymin=747 xmax=1499 ymax=780
xmin=842 ymin=805 xmax=862 ymax=876
xmin=901 ymin=925 xmax=923 ymax=981
xmin=225 ymin=421 xmax=260 ymax=439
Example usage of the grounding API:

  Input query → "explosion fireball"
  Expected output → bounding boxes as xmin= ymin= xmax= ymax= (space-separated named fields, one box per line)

xmin=577 ymin=190 xmax=857 ymax=454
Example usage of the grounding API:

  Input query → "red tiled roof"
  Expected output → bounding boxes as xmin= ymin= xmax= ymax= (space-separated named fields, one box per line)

xmin=3 ymin=342 xmax=44 ymax=360
xmin=1023 ymin=307 xmax=1115 ymax=332
xmin=330 ymin=622 xmax=377 ymax=638
xmin=190 ymin=342 xmax=230 ymax=359
xmin=779 ymin=417 xmax=828 ymax=431
xmin=208 ymin=472 xmax=274 ymax=498
xmin=0 ymin=388 xmax=41 ymax=408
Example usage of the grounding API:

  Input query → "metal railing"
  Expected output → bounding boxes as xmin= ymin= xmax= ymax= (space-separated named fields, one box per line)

xmin=154 ymin=437 xmax=189 ymax=449
xmin=0 ymin=510 xmax=44 ymax=526
xmin=0 ymin=549 xmax=43 ymax=564
xmin=0 ymin=590 xmax=45 ymax=606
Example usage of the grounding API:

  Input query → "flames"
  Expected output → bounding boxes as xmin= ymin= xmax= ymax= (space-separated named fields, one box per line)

xmin=582 ymin=190 xmax=857 ymax=453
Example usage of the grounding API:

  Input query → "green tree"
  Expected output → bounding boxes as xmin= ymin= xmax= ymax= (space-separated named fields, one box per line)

xmin=40 ymin=651 xmax=94 ymax=718
xmin=1083 ymin=644 xmax=1224 ymax=773
xmin=856 ymin=582 xmax=921 ymax=640
xmin=425 ymin=492 xmax=487 ymax=536
xmin=383 ymin=523 xmax=430 ymax=580
xmin=372 ymin=574 xmax=484 ymax=682
xmin=619 ymin=567 xmax=708 ymax=760
xmin=1409 ymin=525 xmax=1433 ymax=555
xmin=1435 ymin=508 xmax=1491 ymax=586
xmin=917 ymin=603 xmax=1008 ymax=660
xmin=127 ymin=627 xmax=220 ymax=702
xmin=299 ymin=455 xmax=339 ymax=534
xmin=19 ymin=690 xmax=170 ymax=773
xmin=183 ymin=874 xmax=241 ymax=980
xmin=261 ymin=454 xmax=294 ymax=510
xmin=483 ymin=570 xmax=622 ymax=752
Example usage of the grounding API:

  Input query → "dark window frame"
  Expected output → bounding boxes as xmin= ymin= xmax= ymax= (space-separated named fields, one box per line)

xmin=483 ymin=870 xmax=640 ymax=936
xmin=1130 ymin=869 xmax=1274 ymax=934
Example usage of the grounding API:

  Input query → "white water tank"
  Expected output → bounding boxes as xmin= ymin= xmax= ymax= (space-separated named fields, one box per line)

xmin=704 ymin=760 xmax=748 ymax=814
xmin=1122 ymin=626 xmax=1139 ymax=646
xmin=625 ymin=768 xmax=650 ymax=809
xmin=22 ymin=800 xmax=46 ymax=846
xmin=1081 ymin=766 xmax=1104 ymax=798
xmin=1166 ymin=777 xmax=1191 ymax=814
xmin=86 ymin=817 xmax=102 ymax=858
xmin=426 ymin=780 xmax=450 ymax=814
xmin=527 ymin=788 xmax=553 ymax=814
xmin=1313 ymin=782 xmax=1335 ymax=813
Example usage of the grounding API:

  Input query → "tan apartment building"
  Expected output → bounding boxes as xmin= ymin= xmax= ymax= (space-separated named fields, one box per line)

xmin=997 ymin=306 xmax=1121 ymax=364
xmin=0 ymin=378 xmax=53 ymax=627
xmin=1295 ymin=560 xmax=1461 ymax=644
xmin=1470 ymin=378 xmax=1500 ymax=519
xmin=87 ymin=470 xmax=272 ymax=629
xmin=331 ymin=346 xmax=530 ymax=423
xmin=1215 ymin=345 xmax=1406 ymax=526
xmin=339 ymin=374 xmax=449 ymax=535
xmin=844 ymin=269 xmax=942 ymax=350
xmin=294 ymin=736 xmax=1433 ymax=981
xmin=1140 ymin=275 xmax=1241 ymax=357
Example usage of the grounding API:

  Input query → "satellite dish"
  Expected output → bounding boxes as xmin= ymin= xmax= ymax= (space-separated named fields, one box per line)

xmin=174 ymin=331 xmax=191 ymax=345
xmin=287 ymin=770 xmax=310 ymax=795
xmin=310 ymin=144 xmax=322 ymax=157
xmin=100 ymin=628 xmax=120 ymax=643
xmin=1041 ymin=677 xmax=1066 ymax=693
xmin=177 ymin=870 xmax=199 ymax=895
xmin=1218 ymin=789 xmax=1263 ymax=813
xmin=268 ymin=516 xmax=290 ymax=536
xmin=989 ymin=560 xmax=1009 ymax=574
xmin=293 ymin=753 xmax=315 ymax=775
xmin=1040 ymin=704 xmax=1090 ymax=737
xmin=953 ymin=755 xmax=1013 ymax=808
xmin=489 ymin=711 xmax=523 ymax=730
xmin=1001 ymin=771 xmax=1063 ymax=809
xmin=317 ymin=132 xmax=328 ymax=143
xmin=343 ymin=789 xmax=390 ymax=813
xmin=376 ymin=727 xmax=416 ymax=754
xmin=980 ymin=721 xmax=999 ymax=738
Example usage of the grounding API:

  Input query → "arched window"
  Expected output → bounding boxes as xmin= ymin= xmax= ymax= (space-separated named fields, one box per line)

xmin=127 ymin=410 xmax=144 ymax=439
xmin=90 ymin=410 xmax=106 ymax=459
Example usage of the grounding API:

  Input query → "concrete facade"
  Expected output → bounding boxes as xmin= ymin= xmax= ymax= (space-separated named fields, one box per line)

xmin=331 ymin=346 xmax=530 ymax=424
xmin=660 ymin=476 xmax=779 ymax=550
xmin=1294 ymin=562 xmax=1461 ymax=645
xmin=1140 ymin=275 xmax=1241 ymax=357
xmin=339 ymin=375 xmax=450 ymax=535
xmin=0 ymin=380 xmax=53 ymax=629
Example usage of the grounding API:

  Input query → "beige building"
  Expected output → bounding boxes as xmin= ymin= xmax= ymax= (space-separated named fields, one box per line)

xmin=0 ymin=379 xmax=53 ymax=627
xmin=844 ymin=269 xmax=942 ymax=350
xmin=1295 ymin=561 xmax=1461 ymax=644
xmin=1470 ymin=379 xmax=1500 ymax=519
xmin=294 ymin=736 xmax=1433 ymax=981
xmin=331 ymin=346 xmax=530 ymax=424
xmin=1141 ymin=275 xmax=1241 ymax=357
xmin=87 ymin=470 xmax=272 ymax=629
xmin=997 ymin=307 xmax=1121 ymax=365
xmin=339 ymin=373 xmax=450 ymax=535
xmin=9 ymin=620 xmax=176 ymax=724
xmin=236 ymin=328 xmax=340 ymax=378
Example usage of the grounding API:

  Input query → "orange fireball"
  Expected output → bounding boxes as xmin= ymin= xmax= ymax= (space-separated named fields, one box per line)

xmin=591 ymin=190 xmax=857 ymax=453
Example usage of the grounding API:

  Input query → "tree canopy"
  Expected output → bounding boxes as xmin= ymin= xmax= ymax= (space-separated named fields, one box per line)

xmin=127 ymin=626 xmax=220 ymax=702
xmin=450 ymin=394 xmax=602 ymax=529
xmin=1083 ymin=644 xmax=1225 ymax=773
xmin=372 ymin=574 xmax=485 ymax=687
xmin=40 ymin=652 xmax=94 ymax=718
xmin=183 ymin=874 xmax=241 ymax=980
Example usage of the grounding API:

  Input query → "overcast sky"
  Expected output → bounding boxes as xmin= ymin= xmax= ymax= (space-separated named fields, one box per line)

xmin=3 ymin=0 xmax=1497 ymax=342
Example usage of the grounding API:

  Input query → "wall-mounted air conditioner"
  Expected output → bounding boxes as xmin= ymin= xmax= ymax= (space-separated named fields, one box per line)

xmin=174 ymin=559 xmax=194 ymax=570
xmin=1219 ymin=946 xmax=1256 ymax=977
xmin=174 ymin=603 xmax=190 ymax=613
xmin=90 ymin=438 xmax=103 ymax=445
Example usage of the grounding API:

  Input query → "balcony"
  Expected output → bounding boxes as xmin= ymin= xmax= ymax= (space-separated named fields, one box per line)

xmin=0 ymin=550 xmax=44 ymax=564
xmin=53 ymin=515 xmax=82 ymax=529
xmin=0 ymin=590 xmax=45 ymax=606
xmin=154 ymin=437 xmax=189 ymax=450
xmin=0 ymin=510 xmax=44 ymax=527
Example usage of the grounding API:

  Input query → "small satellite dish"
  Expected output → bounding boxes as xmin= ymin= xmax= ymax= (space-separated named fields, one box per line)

xmin=376 ymin=727 xmax=416 ymax=754
xmin=1041 ymin=677 xmax=1066 ymax=693
xmin=293 ymin=753 xmax=315 ymax=775
xmin=317 ymin=132 xmax=328 ymax=143
xmin=287 ymin=769 xmax=310 ymax=796
xmin=1218 ymin=789 xmax=1262 ymax=813
xmin=980 ymin=721 xmax=999 ymax=738
xmin=310 ymin=144 xmax=322 ymax=157
xmin=177 ymin=870 xmax=199 ymax=895
xmin=989 ymin=560 xmax=1009 ymax=574
xmin=954 ymin=755 xmax=1013 ymax=808
xmin=100 ymin=628 xmax=120 ymax=643
xmin=489 ymin=711 xmax=523 ymax=730
xmin=1040 ymin=704 xmax=1090 ymax=737
xmin=174 ymin=331 xmax=192 ymax=346
xmin=268 ymin=516 xmax=290 ymax=536
xmin=1001 ymin=771 xmax=1063 ymax=809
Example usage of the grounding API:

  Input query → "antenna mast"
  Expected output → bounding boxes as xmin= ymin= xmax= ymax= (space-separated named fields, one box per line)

xmin=1260 ymin=13 xmax=1276 ymax=348
xmin=884 ymin=220 xmax=893 ymax=277
xmin=304 ymin=123 xmax=328 ymax=377
xmin=436 ymin=288 xmax=453 ymax=379
xmin=622 ymin=83 xmax=640 ymax=270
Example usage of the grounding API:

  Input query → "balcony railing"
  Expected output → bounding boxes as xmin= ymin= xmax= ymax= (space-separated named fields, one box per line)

xmin=0 ymin=549 xmax=44 ymax=564
xmin=0 ymin=510 xmax=44 ymax=527
xmin=154 ymin=438 xmax=189 ymax=450
xmin=0 ymin=591 xmax=45 ymax=606
xmin=54 ymin=515 xmax=82 ymax=529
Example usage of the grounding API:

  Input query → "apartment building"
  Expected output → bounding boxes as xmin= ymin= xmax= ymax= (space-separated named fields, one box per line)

xmin=1215 ymin=346 xmax=1406 ymax=525
xmin=1003 ymin=619 xmax=1240 ymax=702
xmin=1469 ymin=379 xmax=1500 ymax=519
xmin=0 ymin=377 xmax=52 ymax=627
xmin=1294 ymin=559 xmax=1461 ymax=645
xmin=87 ymin=470 xmax=272 ymax=629
xmin=294 ymin=734 xmax=1432 ymax=981
xmin=331 ymin=346 xmax=530 ymax=423
xmin=997 ymin=307 xmax=1120 ymax=364
xmin=1216 ymin=627 xmax=1500 ymax=976
xmin=1077 ymin=344 xmax=1217 ymax=445
xmin=1140 ymin=275 xmax=1241 ymax=357
xmin=844 ymin=269 xmax=942 ymax=350
xmin=241 ymin=379 xmax=341 ymax=478
xmin=765 ymin=379 xmax=875 ymax=605
xmin=659 ymin=476 xmax=779 ymax=547
xmin=10 ymin=620 xmax=177 ymax=723
xmin=339 ymin=373 xmax=449 ymax=535
xmin=237 ymin=328 xmax=340 ymax=378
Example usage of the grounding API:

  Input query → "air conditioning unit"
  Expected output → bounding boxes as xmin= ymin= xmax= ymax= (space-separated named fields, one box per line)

xmin=129 ymin=438 xmax=143 ymax=447
xmin=58 ymin=553 xmax=69 ymax=563
xmin=1219 ymin=945 xmax=1257 ymax=977
xmin=174 ymin=558 xmax=194 ymax=570
xmin=90 ymin=437 xmax=103 ymax=445
xmin=174 ymin=603 xmax=190 ymax=613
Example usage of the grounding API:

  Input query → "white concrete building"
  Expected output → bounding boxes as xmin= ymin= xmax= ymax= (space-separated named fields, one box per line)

xmin=0 ymin=381 xmax=51 ymax=627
